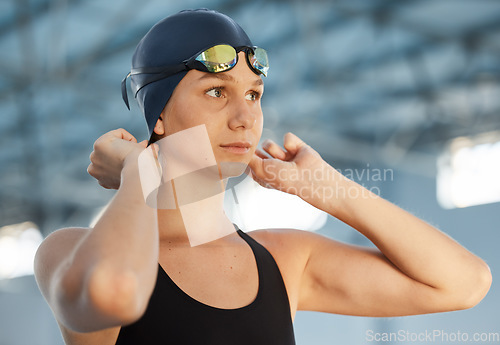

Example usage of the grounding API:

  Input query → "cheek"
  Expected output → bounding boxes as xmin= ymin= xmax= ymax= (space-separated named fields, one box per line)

xmin=164 ymin=103 xmax=206 ymax=135
xmin=204 ymin=122 xmax=224 ymax=145
xmin=258 ymin=109 xmax=264 ymax=125
xmin=255 ymin=109 xmax=264 ymax=131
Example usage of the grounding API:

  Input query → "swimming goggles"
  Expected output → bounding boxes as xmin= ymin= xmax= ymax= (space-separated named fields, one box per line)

xmin=121 ymin=44 xmax=269 ymax=109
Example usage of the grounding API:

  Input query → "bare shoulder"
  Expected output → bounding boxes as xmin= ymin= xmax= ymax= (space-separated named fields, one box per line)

xmin=243 ymin=228 xmax=332 ymax=316
xmin=245 ymin=227 xmax=309 ymax=241
xmin=243 ymin=228 xmax=314 ymax=266
xmin=245 ymin=227 xmax=330 ymax=255
xmin=243 ymin=228 xmax=355 ymax=268
xmin=243 ymin=228 xmax=345 ymax=272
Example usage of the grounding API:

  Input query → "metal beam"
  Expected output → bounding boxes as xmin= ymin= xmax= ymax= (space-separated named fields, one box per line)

xmin=0 ymin=0 xmax=86 ymax=38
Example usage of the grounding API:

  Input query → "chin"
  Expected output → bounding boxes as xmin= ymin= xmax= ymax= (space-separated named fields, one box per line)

xmin=218 ymin=161 xmax=249 ymax=179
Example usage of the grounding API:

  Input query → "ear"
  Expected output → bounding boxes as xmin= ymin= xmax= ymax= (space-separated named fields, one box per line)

xmin=153 ymin=115 xmax=165 ymax=136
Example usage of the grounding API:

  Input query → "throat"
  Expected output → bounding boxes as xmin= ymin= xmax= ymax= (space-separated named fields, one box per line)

xmin=158 ymin=192 xmax=235 ymax=246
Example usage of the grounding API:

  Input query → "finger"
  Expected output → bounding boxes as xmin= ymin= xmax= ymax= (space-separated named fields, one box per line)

xmin=98 ymin=180 xmax=115 ymax=190
xmin=254 ymin=148 xmax=269 ymax=160
xmin=87 ymin=164 xmax=94 ymax=177
xmin=283 ymin=132 xmax=306 ymax=155
xmin=113 ymin=128 xmax=136 ymax=142
xmin=262 ymin=139 xmax=286 ymax=160
xmin=249 ymin=154 xmax=262 ymax=173
xmin=249 ymin=154 xmax=266 ymax=179
xmin=138 ymin=139 xmax=148 ymax=148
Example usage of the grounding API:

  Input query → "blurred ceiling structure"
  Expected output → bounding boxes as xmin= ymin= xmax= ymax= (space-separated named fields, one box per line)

xmin=1 ymin=0 xmax=500 ymax=233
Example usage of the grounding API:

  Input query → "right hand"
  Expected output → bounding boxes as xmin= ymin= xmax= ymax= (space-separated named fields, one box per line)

xmin=87 ymin=129 xmax=148 ymax=189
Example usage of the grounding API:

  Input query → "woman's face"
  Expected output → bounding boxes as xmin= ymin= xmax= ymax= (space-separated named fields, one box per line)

xmin=155 ymin=52 xmax=264 ymax=167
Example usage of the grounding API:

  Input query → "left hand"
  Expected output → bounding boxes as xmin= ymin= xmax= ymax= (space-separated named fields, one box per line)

xmin=249 ymin=132 xmax=335 ymax=198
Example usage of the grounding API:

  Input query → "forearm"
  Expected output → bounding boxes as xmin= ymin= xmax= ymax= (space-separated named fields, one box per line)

xmin=305 ymin=164 xmax=491 ymax=301
xmin=251 ymin=133 xmax=490 ymax=313
xmin=83 ymin=163 xmax=158 ymax=278
xmin=60 ymin=159 xmax=159 ymax=328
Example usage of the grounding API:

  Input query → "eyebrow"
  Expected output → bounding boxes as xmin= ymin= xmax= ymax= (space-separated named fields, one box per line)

xmin=199 ymin=72 xmax=264 ymax=86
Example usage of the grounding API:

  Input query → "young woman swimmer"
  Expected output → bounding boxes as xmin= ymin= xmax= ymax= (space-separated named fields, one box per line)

xmin=34 ymin=9 xmax=491 ymax=345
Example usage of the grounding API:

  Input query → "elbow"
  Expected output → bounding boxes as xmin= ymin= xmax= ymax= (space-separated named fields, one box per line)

xmin=87 ymin=265 xmax=147 ymax=325
xmin=54 ymin=264 xmax=149 ymax=332
xmin=449 ymin=262 xmax=492 ymax=311
xmin=461 ymin=262 xmax=492 ymax=309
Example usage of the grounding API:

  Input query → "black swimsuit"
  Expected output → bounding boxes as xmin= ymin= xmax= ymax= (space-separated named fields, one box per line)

xmin=115 ymin=229 xmax=296 ymax=344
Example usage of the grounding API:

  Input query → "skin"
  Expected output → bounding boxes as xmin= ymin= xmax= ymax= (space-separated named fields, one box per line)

xmin=34 ymin=52 xmax=492 ymax=345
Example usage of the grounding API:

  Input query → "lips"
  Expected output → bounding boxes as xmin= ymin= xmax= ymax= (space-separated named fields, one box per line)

xmin=220 ymin=141 xmax=252 ymax=154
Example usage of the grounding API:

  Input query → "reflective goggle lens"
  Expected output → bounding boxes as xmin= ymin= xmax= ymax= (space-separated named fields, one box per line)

xmin=194 ymin=44 xmax=268 ymax=76
xmin=248 ymin=47 xmax=269 ymax=77
xmin=195 ymin=44 xmax=238 ymax=73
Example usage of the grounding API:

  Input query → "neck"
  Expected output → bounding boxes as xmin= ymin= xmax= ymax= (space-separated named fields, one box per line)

xmin=151 ymin=125 xmax=247 ymax=246
xmin=157 ymin=177 xmax=235 ymax=247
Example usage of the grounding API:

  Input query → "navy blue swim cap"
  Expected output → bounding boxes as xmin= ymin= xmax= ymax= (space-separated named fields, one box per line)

xmin=129 ymin=9 xmax=253 ymax=139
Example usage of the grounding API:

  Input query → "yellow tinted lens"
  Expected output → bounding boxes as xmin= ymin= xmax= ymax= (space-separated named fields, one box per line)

xmin=196 ymin=45 xmax=237 ymax=72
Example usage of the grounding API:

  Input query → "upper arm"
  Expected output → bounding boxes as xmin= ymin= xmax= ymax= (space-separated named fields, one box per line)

xmin=297 ymin=232 xmax=455 ymax=317
xmin=34 ymin=228 xmax=125 ymax=344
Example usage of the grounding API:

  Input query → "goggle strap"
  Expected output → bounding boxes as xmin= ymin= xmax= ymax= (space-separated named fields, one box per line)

xmin=130 ymin=64 xmax=185 ymax=76
xmin=121 ymin=73 xmax=131 ymax=110
xmin=121 ymin=64 xmax=186 ymax=109
xmin=131 ymin=70 xmax=182 ymax=96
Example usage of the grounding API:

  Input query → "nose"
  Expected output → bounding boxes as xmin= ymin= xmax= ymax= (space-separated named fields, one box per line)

xmin=228 ymin=97 xmax=256 ymax=130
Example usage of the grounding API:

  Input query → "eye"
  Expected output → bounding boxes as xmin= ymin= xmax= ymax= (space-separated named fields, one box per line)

xmin=206 ymin=87 xmax=223 ymax=98
xmin=245 ymin=92 xmax=260 ymax=101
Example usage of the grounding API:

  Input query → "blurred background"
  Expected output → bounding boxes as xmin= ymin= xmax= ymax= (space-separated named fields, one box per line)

xmin=1 ymin=0 xmax=499 ymax=344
